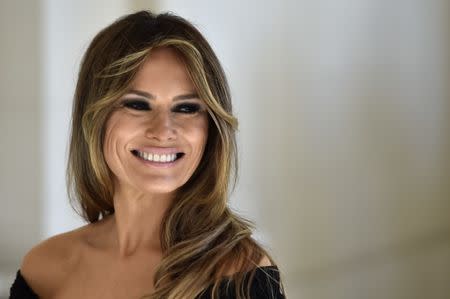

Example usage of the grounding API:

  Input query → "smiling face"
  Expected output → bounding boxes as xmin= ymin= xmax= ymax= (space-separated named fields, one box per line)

xmin=103 ymin=47 xmax=209 ymax=196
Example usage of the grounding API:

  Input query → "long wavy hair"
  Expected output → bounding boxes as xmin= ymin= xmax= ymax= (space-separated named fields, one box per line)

xmin=67 ymin=10 xmax=280 ymax=299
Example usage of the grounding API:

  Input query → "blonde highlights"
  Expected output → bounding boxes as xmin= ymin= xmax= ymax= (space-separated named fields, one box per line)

xmin=67 ymin=10 xmax=282 ymax=299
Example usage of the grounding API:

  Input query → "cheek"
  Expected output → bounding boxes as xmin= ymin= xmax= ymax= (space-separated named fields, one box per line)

xmin=191 ymin=117 xmax=209 ymax=154
xmin=102 ymin=114 xmax=137 ymax=172
xmin=177 ymin=116 xmax=208 ymax=166
xmin=103 ymin=120 xmax=121 ymax=172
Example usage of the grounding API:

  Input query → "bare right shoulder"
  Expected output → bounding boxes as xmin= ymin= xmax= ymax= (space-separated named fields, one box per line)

xmin=20 ymin=228 xmax=85 ymax=298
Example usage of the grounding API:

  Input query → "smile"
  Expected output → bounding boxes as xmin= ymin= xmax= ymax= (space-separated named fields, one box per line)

xmin=131 ymin=149 xmax=185 ymax=163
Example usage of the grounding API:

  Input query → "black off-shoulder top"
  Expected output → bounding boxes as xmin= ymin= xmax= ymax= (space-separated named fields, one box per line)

xmin=10 ymin=266 xmax=285 ymax=298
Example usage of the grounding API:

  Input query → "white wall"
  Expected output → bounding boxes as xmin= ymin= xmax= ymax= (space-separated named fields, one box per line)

xmin=0 ymin=0 xmax=42 ymax=288
xmin=1 ymin=0 xmax=449 ymax=298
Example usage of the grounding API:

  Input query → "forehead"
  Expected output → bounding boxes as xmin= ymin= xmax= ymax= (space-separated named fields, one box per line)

xmin=130 ymin=47 xmax=195 ymax=92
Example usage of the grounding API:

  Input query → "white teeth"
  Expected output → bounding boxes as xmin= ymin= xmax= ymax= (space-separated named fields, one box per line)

xmin=135 ymin=151 xmax=178 ymax=163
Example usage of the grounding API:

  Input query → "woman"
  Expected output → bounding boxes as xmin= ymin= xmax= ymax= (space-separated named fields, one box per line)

xmin=10 ymin=10 xmax=285 ymax=299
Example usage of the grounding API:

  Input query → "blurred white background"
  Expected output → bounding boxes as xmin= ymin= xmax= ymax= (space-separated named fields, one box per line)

xmin=1 ymin=0 xmax=449 ymax=298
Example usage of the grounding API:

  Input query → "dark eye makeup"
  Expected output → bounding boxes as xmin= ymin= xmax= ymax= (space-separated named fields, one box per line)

xmin=122 ymin=99 xmax=150 ymax=111
xmin=121 ymin=99 xmax=202 ymax=114
xmin=174 ymin=103 xmax=202 ymax=114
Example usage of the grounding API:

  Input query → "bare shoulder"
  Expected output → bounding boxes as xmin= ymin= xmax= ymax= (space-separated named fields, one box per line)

xmin=257 ymin=255 xmax=273 ymax=267
xmin=20 ymin=226 xmax=87 ymax=297
xmin=219 ymin=254 xmax=273 ymax=278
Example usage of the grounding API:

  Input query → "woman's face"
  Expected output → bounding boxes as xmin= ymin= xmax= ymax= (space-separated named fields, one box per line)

xmin=103 ymin=47 xmax=209 ymax=196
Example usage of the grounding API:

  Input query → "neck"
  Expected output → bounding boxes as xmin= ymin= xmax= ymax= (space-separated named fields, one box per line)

xmin=109 ymin=186 xmax=175 ymax=258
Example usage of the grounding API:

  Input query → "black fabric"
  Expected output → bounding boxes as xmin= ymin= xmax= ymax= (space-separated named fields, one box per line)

xmin=197 ymin=266 xmax=285 ymax=299
xmin=10 ymin=266 xmax=285 ymax=299
xmin=9 ymin=270 xmax=38 ymax=299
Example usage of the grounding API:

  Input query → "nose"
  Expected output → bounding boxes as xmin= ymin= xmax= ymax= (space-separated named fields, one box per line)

xmin=145 ymin=111 xmax=176 ymax=141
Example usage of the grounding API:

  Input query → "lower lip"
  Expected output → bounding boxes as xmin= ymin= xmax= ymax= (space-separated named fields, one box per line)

xmin=133 ymin=154 xmax=183 ymax=168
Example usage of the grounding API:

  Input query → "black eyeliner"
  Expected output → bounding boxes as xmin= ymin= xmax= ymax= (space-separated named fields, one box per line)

xmin=121 ymin=99 xmax=151 ymax=111
xmin=174 ymin=103 xmax=202 ymax=114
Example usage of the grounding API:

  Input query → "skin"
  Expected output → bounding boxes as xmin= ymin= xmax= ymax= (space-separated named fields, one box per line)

xmin=19 ymin=48 xmax=270 ymax=299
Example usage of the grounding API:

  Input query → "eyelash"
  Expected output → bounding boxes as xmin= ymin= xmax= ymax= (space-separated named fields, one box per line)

xmin=122 ymin=100 xmax=201 ymax=114
xmin=175 ymin=103 xmax=201 ymax=114
xmin=122 ymin=100 xmax=149 ymax=111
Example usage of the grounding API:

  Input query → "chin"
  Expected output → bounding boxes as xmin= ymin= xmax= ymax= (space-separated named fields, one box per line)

xmin=138 ymin=182 xmax=181 ymax=196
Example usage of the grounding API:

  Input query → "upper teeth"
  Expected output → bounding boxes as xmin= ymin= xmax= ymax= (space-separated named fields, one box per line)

xmin=136 ymin=151 xmax=177 ymax=163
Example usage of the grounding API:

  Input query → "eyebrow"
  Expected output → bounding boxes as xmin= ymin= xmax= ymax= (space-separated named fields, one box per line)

xmin=126 ymin=89 xmax=200 ymax=101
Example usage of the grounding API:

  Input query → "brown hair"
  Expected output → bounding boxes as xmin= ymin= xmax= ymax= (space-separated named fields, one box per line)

xmin=67 ymin=10 xmax=282 ymax=299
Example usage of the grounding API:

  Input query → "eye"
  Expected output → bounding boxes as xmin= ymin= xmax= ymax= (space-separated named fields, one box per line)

xmin=122 ymin=99 xmax=150 ymax=111
xmin=174 ymin=103 xmax=201 ymax=114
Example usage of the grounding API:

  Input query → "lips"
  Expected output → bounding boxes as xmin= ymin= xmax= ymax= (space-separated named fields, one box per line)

xmin=130 ymin=149 xmax=185 ymax=163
